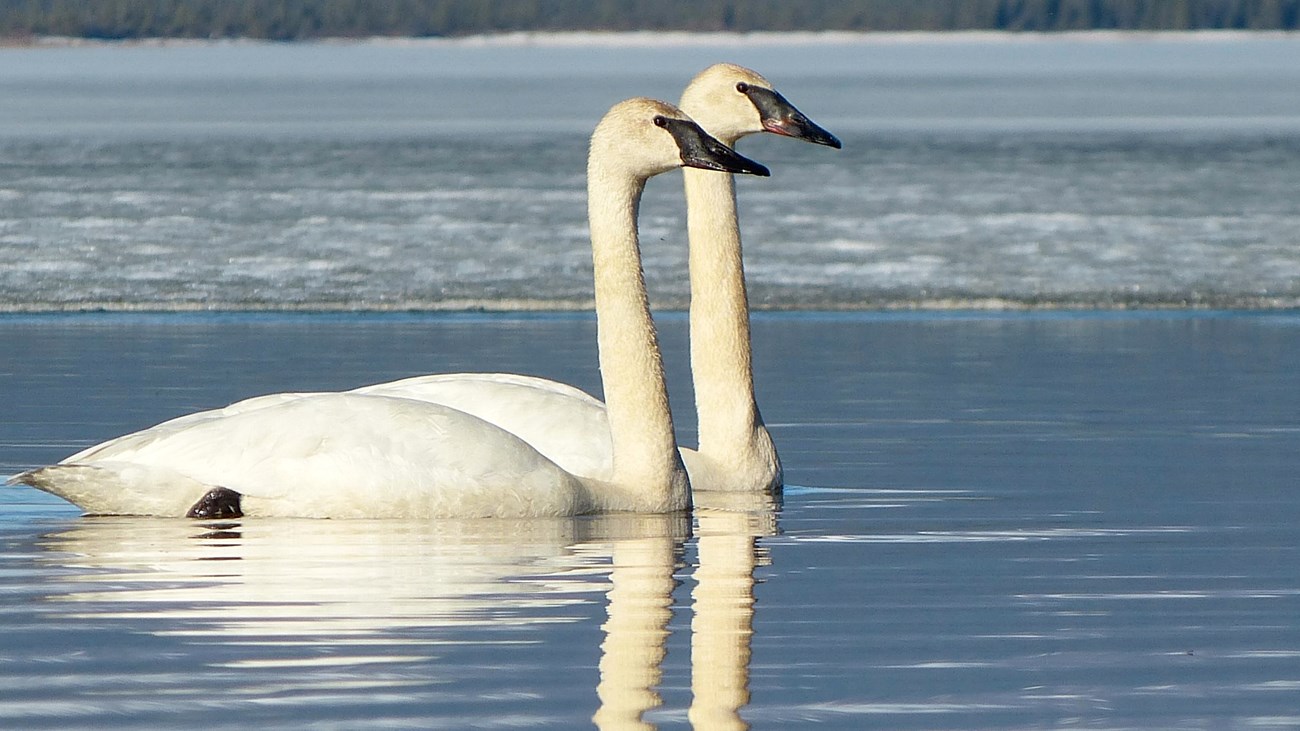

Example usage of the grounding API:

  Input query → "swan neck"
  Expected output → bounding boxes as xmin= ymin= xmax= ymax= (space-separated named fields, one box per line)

xmin=683 ymin=168 xmax=762 ymax=454
xmin=588 ymin=161 xmax=686 ymax=508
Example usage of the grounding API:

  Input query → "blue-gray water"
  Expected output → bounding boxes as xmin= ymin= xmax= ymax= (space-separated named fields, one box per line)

xmin=2 ymin=34 xmax=1300 ymax=309
xmin=2 ymin=311 xmax=1299 ymax=729
xmin=3 ymin=32 xmax=1300 ymax=730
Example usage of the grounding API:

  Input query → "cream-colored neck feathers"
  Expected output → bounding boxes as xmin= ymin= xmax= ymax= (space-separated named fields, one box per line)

xmin=587 ymin=101 xmax=690 ymax=510
xmin=680 ymin=68 xmax=782 ymax=493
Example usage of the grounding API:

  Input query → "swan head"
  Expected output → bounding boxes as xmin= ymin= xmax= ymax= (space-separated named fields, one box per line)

xmin=680 ymin=63 xmax=842 ymax=149
xmin=591 ymin=98 xmax=770 ymax=181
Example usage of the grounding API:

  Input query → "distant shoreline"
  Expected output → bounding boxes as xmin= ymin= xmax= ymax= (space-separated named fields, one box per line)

xmin=5 ymin=28 xmax=1299 ymax=50
xmin=2 ymin=297 xmax=1298 ymax=314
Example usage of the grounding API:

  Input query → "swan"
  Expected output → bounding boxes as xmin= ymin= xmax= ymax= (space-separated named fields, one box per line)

xmin=8 ymin=98 xmax=770 ymax=519
xmin=354 ymin=64 xmax=840 ymax=492
xmin=677 ymin=63 xmax=841 ymax=492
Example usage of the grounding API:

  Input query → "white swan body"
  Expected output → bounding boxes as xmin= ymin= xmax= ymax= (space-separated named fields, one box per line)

xmin=353 ymin=65 xmax=840 ymax=493
xmin=12 ymin=98 xmax=770 ymax=518
xmin=32 ymin=394 xmax=588 ymax=518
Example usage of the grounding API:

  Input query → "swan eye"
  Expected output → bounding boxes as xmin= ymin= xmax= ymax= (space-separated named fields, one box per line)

xmin=735 ymin=82 xmax=749 ymax=93
xmin=653 ymin=115 xmax=668 ymax=128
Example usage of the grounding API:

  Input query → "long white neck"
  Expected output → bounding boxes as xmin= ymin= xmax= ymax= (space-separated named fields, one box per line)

xmin=682 ymin=166 xmax=780 ymax=491
xmin=588 ymin=162 xmax=688 ymax=510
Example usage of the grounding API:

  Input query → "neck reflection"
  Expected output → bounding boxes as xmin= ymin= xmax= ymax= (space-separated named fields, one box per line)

xmin=592 ymin=515 xmax=686 ymax=730
xmin=591 ymin=492 xmax=778 ymax=731
xmin=688 ymin=492 xmax=778 ymax=731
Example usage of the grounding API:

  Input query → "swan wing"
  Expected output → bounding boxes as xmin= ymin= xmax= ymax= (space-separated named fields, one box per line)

xmin=359 ymin=373 xmax=604 ymax=406
xmin=354 ymin=373 xmax=615 ymax=480
xmin=26 ymin=394 xmax=589 ymax=519
xmin=65 ymin=392 xmax=321 ymax=463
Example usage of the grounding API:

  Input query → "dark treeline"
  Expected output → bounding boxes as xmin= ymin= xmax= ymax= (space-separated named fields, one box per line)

xmin=2 ymin=0 xmax=1298 ymax=40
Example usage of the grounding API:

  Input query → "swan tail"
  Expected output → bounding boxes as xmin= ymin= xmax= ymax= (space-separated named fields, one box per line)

xmin=8 ymin=463 xmax=216 ymax=517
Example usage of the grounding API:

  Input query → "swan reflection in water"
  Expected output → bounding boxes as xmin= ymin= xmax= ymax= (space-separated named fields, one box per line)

xmin=37 ymin=493 xmax=778 ymax=729
xmin=688 ymin=492 xmax=778 ymax=731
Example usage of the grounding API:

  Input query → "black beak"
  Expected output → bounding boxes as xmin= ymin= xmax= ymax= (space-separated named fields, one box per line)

xmin=743 ymin=86 xmax=843 ymax=149
xmin=661 ymin=117 xmax=771 ymax=177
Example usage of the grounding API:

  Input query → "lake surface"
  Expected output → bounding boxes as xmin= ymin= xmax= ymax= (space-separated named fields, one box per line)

xmin=2 ymin=33 xmax=1300 ymax=309
xmin=2 ymin=311 xmax=1299 ymax=729
xmin=2 ymin=32 xmax=1299 ymax=729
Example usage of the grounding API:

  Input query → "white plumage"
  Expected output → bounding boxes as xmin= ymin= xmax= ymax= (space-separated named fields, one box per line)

xmin=344 ymin=64 xmax=840 ymax=493
xmin=12 ymin=97 xmax=770 ymax=518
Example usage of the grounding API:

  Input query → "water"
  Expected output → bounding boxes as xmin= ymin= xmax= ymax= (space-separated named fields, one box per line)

xmin=2 ymin=311 xmax=1299 ymax=729
xmin=3 ymin=33 xmax=1300 ymax=729
xmin=2 ymin=34 xmax=1300 ymax=309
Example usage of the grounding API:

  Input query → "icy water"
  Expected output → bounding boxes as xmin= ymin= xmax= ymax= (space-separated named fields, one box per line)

xmin=2 ymin=311 xmax=1300 ymax=729
xmin=2 ymin=33 xmax=1300 ymax=729
xmin=2 ymin=34 xmax=1300 ymax=309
